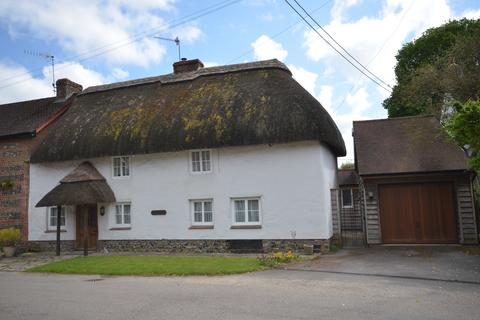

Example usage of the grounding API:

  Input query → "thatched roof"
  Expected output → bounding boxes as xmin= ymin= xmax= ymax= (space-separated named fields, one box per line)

xmin=36 ymin=162 xmax=115 ymax=207
xmin=353 ymin=115 xmax=468 ymax=176
xmin=0 ymin=97 xmax=68 ymax=138
xmin=30 ymin=59 xmax=345 ymax=163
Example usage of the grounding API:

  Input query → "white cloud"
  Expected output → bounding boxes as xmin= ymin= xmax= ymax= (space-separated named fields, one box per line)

xmin=260 ymin=13 xmax=274 ymax=22
xmin=318 ymin=85 xmax=334 ymax=113
xmin=251 ymin=35 xmax=288 ymax=62
xmin=111 ymin=67 xmax=129 ymax=80
xmin=459 ymin=9 xmax=480 ymax=19
xmin=0 ymin=63 xmax=52 ymax=103
xmin=305 ymin=0 xmax=453 ymax=86
xmin=203 ymin=61 xmax=220 ymax=68
xmin=0 ymin=61 xmax=106 ymax=103
xmin=173 ymin=25 xmax=203 ymax=43
xmin=0 ymin=0 xmax=180 ymax=67
xmin=331 ymin=0 xmax=362 ymax=22
xmin=288 ymin=65 xmax=318 ymax=96
xmin=51 ymin=62 xmax=106 ymax=89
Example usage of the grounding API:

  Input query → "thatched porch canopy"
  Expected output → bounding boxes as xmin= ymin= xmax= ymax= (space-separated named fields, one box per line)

xmin=36 ymin=162 xmax=115 ymax=207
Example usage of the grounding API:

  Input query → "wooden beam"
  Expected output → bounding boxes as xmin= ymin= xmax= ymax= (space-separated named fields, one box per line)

xmin=56 ymin=205 xmax=61 ymax=256
xmin=83 ymin=206 xmax=88 ymax=256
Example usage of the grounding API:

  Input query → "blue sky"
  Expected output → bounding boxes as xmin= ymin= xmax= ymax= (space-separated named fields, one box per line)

xmin=0 ymin=0 xmax=479 ymax=162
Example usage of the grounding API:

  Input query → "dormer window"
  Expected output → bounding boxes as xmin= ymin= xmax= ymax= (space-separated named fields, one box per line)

xmin=191 ymin=150 xmax=211 ymax=173
xmin=113 ymin=156 xmax=130 ymax=177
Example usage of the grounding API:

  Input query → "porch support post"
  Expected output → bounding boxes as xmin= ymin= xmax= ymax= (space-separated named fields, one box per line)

xmin=56 ymin=205 xmax=62 ymax=256
xmin=83 ymin=207 xmax=89 ymax=256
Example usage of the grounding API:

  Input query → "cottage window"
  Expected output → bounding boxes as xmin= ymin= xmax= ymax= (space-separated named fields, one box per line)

xmin=113 ymin=156 xmax=130 ymax=177
xmin=232 ymin=198 xmax=261 ymax=225
xmin=341 ymin=189 xmax=353 ymax=208
xmin=114 ymin=203 xmax=131 ymax=226
xmin=47 ymin=206 xmax=66 ymax=230
xmin=191 ymin=150 xmax=211 ymax=173
xmin=191 ymin=200 xmax=213 ymax=225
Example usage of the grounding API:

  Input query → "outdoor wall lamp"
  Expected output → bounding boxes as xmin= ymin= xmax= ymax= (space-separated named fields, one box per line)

xmin=100 ymin=206 xmax=105 ymax=216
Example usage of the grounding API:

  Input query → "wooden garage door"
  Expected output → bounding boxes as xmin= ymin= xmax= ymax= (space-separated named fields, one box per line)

xmin=378 ymin=182 xmax=457 ymax=243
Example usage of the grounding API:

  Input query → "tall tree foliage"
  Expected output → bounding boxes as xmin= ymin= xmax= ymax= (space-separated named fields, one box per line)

xmin=445 ymin=100 xmax=480 ymax=174
xmin=383 ymin=19 xmax=480 ymax=118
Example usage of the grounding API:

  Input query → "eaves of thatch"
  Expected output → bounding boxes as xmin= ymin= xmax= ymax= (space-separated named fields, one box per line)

xmin=30 ymin=59 xmax=345 ymax=163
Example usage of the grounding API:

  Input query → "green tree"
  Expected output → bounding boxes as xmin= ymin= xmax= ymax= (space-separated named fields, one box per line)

xmin=384 ymin=19 xmax=480 ymax=118
xmin=445 ymin=100 xmax=480 ymax=173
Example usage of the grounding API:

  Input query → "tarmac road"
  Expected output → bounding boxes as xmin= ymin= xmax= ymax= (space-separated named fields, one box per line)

xmin=1 ymin=268 xmax=479 ymax=320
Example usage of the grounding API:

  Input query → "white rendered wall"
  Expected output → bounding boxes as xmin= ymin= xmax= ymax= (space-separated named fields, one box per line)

xmin=28 ymin=140 xmax=338 ymax=241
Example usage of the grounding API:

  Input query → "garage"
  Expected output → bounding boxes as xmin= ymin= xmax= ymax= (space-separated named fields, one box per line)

xmin=378 ymin=182 xmax=458 ymax=244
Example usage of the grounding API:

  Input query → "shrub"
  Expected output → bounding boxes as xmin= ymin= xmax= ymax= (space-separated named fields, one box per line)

xmin=0 ymin=228 xmax=21 ymax=247
xmin=257 ymin=251 xmax=299 ymax=267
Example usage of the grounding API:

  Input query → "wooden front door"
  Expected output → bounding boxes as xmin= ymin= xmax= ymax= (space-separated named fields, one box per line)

xmin=379 ymin=182 xmax=458 ymax=244
xmin=76 ymin=205 xmax=98 ymax=250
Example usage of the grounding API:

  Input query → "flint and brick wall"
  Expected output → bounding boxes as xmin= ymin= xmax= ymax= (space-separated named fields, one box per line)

xmin=29 ymin=239 xmax=331 ymax=254
xmin=0 ymin=133 xmax=47 ymax=240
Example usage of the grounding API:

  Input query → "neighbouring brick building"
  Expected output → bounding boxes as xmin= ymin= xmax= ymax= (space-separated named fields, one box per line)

xmin=0 ymin=79 xmax=82 ymax=240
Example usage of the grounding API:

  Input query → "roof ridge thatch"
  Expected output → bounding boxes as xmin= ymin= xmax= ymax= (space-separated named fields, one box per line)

xmin=81 ymin=59 xmax=290 ymax=95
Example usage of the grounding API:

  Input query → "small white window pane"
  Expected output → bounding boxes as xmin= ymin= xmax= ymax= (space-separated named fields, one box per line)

xmin=122 ymin=157 xmax=130 ymax=176
xmin=204 ymin=201 xmax=213 ymax=222
xmin=204 ymin=211 xmax=212 ymax=223
xmin=193 ymin=202 xmax=203 ymax=222
xmin=192 ymin=152 xmax=201 ymax=172
xmin=60 ymin=208 xmax=66 ymax=226
xmin=248 ymin=200 xmax=260 ymax=222
xmin=123 ymin=204 xmax=131 ymax=224
xmin=113 ymin=158 xmax=121 ymax=176
xmin=201 ymin=151 xmax=211 ymax=171
xmin=115 ymin=205 xmax=123 ymax=224
xmin=124 ymin=213 xmax=131 ymax=224
xmin=50 ymin=208 xmax=57 ymax=226
xmin=235 ymin=200 xmax=245 ymax=222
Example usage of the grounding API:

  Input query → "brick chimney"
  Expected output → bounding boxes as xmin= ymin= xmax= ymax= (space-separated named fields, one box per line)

xmin=56 ymin=78 xmax=83 ymax=100
xmin=173 ymin=58 xmax=204 ymax=74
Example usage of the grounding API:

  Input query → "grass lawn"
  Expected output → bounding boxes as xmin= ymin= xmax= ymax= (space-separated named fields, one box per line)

xmin=26 ymin=255 xmax=264 ymax=276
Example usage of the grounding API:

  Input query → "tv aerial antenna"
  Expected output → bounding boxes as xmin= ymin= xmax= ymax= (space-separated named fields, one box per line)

xmin=24 ymin=49 xmax=56 ymax=94
xmin=154 ymin=36 xmax=181 ymax=61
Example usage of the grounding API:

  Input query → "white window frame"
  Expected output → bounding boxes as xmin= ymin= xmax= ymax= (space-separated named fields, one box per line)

xmin=190 ymin=149 xmax=212 ymax=174
xmin=113 ymin=202 xmax=132 ymax=227
xmin=341 ymin=188 xmax=354 ymax=208
xmin=190 ymin=199 xmax=214 ymax=226
xmin=46 ymin=206 xmax=67 ymax=231
xmin=231 ymin=197 xmax=262 ymax=226
xmin=112 ymin=156 xmax=131 ymax=178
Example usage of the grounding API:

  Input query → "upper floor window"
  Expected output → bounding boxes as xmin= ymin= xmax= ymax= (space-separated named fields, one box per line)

xmin=113 ymin=156 xmax=130 ymax=177
xmin=191 ymin=150 xmax=211 ymax=173
xmin=232 ymin=198 xmax=261 ymax=225
xmin=191 ymin=199 xmax=213 ymax=225
xmin=341 ymin=189 xmax=353 ymax=208
xmin=47 ymin=206 xmax=66 ymax=230
xmin=114 ymin=203 xmax=131 ymax=226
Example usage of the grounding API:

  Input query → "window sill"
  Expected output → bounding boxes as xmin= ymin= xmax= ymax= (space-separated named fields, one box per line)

xmin=45 ymin=230 xmax=67 ymax=233
xmin=189 ymin=225 xmax=214 ymax=230
xmin=230 ymin=225 xmax=262 ymax=229
xmin=109 ymin=227 xmax=131 ymax=231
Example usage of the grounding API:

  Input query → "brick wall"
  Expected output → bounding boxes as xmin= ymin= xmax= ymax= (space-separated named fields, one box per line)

xmin=0 ymin=132 xmax=47 ymax=240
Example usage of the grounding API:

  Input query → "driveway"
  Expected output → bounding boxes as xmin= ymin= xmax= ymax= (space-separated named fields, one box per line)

xmin=288 ymin=246 xmax=480 ymax=284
